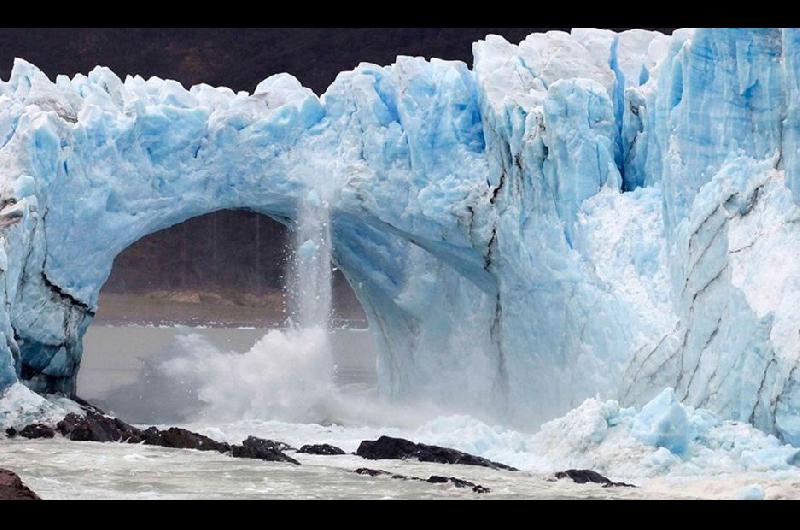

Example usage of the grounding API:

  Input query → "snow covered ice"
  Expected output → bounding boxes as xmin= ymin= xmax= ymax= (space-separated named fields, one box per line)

xmin=4 ymin=28 xmax=800 ymax=488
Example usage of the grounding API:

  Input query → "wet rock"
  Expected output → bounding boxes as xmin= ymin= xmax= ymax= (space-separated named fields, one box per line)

xmin=298 ymin=443 xmax=345 ymax=455
xmin=18 ymin=424 xmax=56 ymax=439
xmin=10 ymin=395 xmax=303 ymax=467
xmin=553 ymin=469 xmax=636 ymax=488
xmin=137 ymin=427 xmax=300 ymax=465
xmin=353 ymin=468 xmax=490 ymax=493
xmin=57 ymin=412 xmax=142 ymax=443
xmin=248 ymin=438 xmax=294 ymax=452
xmin=426 ymin=475 xmax=491 ymax=493
xmin=72 ymin=395 xmax=109 ymax=415
xmin=354 ymin=467 xmax=386 ymax=477
xmin=142 ymin=427 xmax=230 ymax=453
xmin=139 ymin=426 xmax=166 ymax=446
xmin=0 ymin=469 xmax=40 ymax=500
xmin=14 ymin=396 xmax=301 ymax=465
xmin=355 ymin=467 xmax=404 ymax=479
xmin=230 ymin=436 xmax=300 ymax=465
xmin=356 ymin=436 xmax=517 ymax=471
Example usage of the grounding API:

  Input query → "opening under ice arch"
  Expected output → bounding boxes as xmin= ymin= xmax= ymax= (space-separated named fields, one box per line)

xmin=4 ymin=28 xmax=800 ymax=441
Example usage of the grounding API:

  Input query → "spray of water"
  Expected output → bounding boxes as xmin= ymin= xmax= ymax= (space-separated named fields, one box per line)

xmin=155 ymin=163 xmax=447 ymax=426
xmin=157 ymin=178 xmax=345 ymax=423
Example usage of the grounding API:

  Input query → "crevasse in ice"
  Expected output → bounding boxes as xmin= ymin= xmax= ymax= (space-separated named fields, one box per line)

xmin=2 ymin=29 xmax=800 ymax=444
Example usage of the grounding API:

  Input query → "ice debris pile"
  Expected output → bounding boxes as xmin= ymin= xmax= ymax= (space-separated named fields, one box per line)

xmin=396 ymin=389 xmax=800 ymax=480
xmin=2 ymin=29 xmax=800 ymax=444
xmin=530 ymin=388 xmax=800 ymax=478
xmin=0 ymin=382 xmax=83 ymax=430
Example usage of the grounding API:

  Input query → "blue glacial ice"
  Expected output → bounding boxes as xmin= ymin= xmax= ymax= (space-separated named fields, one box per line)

xmin=524 ymin=387 xmax=800 ymax=479
xmin=2 ymin=28 xmax=800 ymax=452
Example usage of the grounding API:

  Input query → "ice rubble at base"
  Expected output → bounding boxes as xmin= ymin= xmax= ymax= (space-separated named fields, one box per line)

xmin=531 ymin=388 xmax=800 ymax=477
xmin=405 ymin=388 xmax=800 ymax=479
xmin=162 ymin=386 xmax=800 ymax=481
xmin=0 ymin=382 xmax=83 ymax=430
xmin=2 ymin=28 xmax=800 ymax=450
xmin=737 ymin=484 xmax=766 ymax=500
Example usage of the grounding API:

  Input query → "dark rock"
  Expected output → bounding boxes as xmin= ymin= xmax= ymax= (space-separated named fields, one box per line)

xmin=53 ymin=402 xmax=297 ymax=465
xmin=17 ymin=397 xmax=302 ymax=466
xmin=139 ymin=426 xmax=165 ymax=446
xmin=15 ymin=397 xmax=304 ymax=467
xmin=71 ymin=395 xmax=110 ymax=416
xmin=426 ymin=475 xmax=491 ymax=493
xmin=57 ymin=411 xmax=142 ymax=443
xmin=355 ymin=467 xmax=391 ymax=477
xmin=356 ymin=436 xmax=518 ymax=471
xmin=143 ymin=427 xmax=230 ymax=453
xmin=245 ymin=437 xmax=294 ymax=452
xmin=353 ymin=468 xmax=490 ymax=493
xmin=354 ymin=467 xmax=405 ymax=479
xmin=0 ymin=469 xmax=40 ymax=500
xmin=230 ymin=436 xmax=300 ymax=465
xmin=297 ymin=443 xmax=345 ymax=455
xmin=56 ymin=413 xmax=82 ymax=436
xmin=18 ymin=424 xmax=55 ymax=439
xmin=553 ymin=469 xmax=636 ymax=488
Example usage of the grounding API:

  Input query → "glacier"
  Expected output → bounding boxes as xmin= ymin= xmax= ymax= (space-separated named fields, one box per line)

xmin=2 ymin=28 xmax=800 ymax=446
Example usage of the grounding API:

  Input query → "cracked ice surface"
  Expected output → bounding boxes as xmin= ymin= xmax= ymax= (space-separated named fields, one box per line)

xmin=2 ymin=29 xmax=800 ymax=446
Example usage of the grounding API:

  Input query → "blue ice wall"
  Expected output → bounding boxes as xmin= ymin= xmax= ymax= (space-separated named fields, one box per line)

xmin=2 ymin=29 xmax=800 ymax=438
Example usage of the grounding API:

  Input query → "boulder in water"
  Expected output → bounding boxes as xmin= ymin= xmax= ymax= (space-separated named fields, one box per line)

xmin=426 ymin=475 xmax=491 ymax=493
xmin=142 ymin=427 xmax=230 ymax=453
xmin=57 ymin=411 xmax=142 ymax=443
xmin=230 ymin=436 xmax=300 ymax=465
xmin=553 ymin=469 xmax=636 ymax=488
xmin=353 ymin=468 xmax=490 ymax=493
xmin=17 ymin=424 xmax=56 ymax=439
xmin=298 ymin=443 xmax=345 ymax=455
xmin=356 ymin=436 xmax=517 ymax=471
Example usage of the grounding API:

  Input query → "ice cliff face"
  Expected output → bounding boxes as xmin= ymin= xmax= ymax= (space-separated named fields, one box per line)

xmin=2 ymin=28 xmax=800 ymax=442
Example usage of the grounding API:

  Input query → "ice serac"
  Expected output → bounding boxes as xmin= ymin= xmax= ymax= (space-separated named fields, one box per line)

xmin=4 ymin=29 xmax=800 ymax=441
xmin=620 ymin=29 xmax=800 ymax=445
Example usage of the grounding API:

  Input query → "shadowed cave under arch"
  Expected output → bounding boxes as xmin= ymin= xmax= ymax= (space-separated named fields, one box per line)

xmin=96 ymin=209 xmax=367 ymax=327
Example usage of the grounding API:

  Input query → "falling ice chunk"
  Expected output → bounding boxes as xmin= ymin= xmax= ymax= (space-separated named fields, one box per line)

xmin=296 ymin=239 xmax=319 ymax=260
xmin=306 ymin=189 xmax=322 ymax=208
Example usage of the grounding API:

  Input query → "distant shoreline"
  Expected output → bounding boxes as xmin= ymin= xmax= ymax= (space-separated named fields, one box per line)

xmin=93 ymin=291 xmax=368 ymax=329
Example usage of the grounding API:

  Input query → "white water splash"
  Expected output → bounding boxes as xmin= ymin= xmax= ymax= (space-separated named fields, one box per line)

xmin=158 ymin=180 xmax=344 ymax=423
xmin=159 ymin=329 xmax=335 ymax=423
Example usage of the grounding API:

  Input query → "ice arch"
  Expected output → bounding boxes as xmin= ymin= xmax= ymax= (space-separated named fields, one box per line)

xmin=0 ymin=55 xmax=510 ymax=421
xmin=0 ymin=43 xmax=644 ymax=427
xmin=5 ymin=28 xmax=800 ymax=436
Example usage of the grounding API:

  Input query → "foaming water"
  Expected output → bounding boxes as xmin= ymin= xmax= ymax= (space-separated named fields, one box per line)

xmin=157 ymin=327 xmax=447 ymax=427
xmin=160 ymin=329 xmax=334 ymax=423
xmin=161 ymin=181 xmax=344 ymax=424
xmin=154 ymin=180 xmax=448 ymax=427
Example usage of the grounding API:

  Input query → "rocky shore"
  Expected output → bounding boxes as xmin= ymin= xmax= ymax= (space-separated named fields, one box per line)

xmin=3 ymin=398 xmax=636 ymax=497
